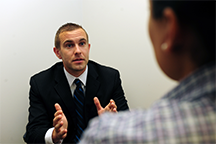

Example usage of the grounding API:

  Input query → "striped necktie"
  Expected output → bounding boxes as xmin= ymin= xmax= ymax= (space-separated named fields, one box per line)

xmin=74 ymin=79 xmax=85 ymax=143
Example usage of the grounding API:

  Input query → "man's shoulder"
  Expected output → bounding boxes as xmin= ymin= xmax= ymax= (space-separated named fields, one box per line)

xmin=31 ymin=62 xmax=63 ymax=79
xmin=88 ymin=60 xmax=119 ymax=74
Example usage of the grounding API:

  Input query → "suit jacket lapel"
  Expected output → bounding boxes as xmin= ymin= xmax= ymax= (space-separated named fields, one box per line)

xmin=84 ymin=62 xmax=100 ymax=124
xmin=54 ymin=64 xmax=76 ymax=123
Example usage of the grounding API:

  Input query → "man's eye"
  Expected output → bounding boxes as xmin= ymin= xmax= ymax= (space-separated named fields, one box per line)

xmin=79 ymin=42 xmax=85 ymax=46
xmin=67 ymin=44 xmax=74 ymax=47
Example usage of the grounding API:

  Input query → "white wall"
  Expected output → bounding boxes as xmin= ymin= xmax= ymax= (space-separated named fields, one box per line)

xmin=0 ymin=0 xmax=83 ymax=143
xmin=82 ymin=0 xmax=177 ymax=109
xmin=0 ymin=0 xmax=176 ymax=143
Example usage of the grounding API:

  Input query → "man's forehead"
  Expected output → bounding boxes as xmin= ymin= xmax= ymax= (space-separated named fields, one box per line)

xmin=60 ymin=29 xmax=87 ymax=42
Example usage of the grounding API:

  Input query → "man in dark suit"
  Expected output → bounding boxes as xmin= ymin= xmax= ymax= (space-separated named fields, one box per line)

xmin=23 ymin=23 xmax=129 ymax=144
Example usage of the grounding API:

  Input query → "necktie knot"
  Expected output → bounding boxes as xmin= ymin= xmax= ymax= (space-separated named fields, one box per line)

xmin=74 ymin=79 xmax=82 ymax=87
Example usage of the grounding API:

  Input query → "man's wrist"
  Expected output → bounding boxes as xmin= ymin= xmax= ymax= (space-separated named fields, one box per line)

xmin=52 ymin=129 xmax=62 ymax=144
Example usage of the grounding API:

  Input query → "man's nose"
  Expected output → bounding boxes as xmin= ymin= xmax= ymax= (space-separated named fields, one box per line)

xmin=74 ymin=44 xmax=81 ymax=53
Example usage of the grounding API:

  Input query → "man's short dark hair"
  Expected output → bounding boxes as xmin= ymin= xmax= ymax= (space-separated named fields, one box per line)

xmin=55 ymin=23 xmax=89 ymax=49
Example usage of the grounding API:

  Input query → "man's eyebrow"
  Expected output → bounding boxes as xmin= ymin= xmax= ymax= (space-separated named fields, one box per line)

xmin=79 ymin=38 xmax=87 ymax=41
xmin=63 ymin=40 xmax=74 ymax=44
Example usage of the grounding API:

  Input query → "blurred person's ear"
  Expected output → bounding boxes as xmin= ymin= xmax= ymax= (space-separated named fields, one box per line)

xmin=162 ymin=8 xmax=181 ymax=54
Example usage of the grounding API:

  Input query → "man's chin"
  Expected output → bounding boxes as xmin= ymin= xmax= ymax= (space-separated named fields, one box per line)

xmin=72 ymin=66 xmax=86 ymax=73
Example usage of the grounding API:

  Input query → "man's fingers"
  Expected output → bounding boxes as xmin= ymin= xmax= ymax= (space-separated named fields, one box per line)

xmin=108 ymin=99 xmax=117 ymax=112
xmin=54 ymin=123 xmax=68 ymax=140
xmin=58 ymin=129 xmax=67 ymax=139
xmin=111 ymin=99 xmax=116 ymax=106
xmin=54 ymin=121 xmax=63 ymax=132
xmin=52 ymin=108 xmax=68 ymax=143
xmin=58 ymin=129 xmax=68 ymax=139
xmin=94 ymin=97 xmax=103 ymax=111
xmin=113 ymin=108 xmax=117 ymax=113
xmin=110 ymin=99 xmax=115 ymax=104
xmin=54 ymin=110 xmax=62 ymax=117
xmin=53 ymin=115 xmax=62 ymax=126
xmin=55 ymin=103 xmax=62 ymax=111
xmin=61 ymin=132 xmax=67 ymax=139
xmin=109 ymin=100 xmax=117 ymax=109
xmin=111 ymin=102 xmax=117 ymax=109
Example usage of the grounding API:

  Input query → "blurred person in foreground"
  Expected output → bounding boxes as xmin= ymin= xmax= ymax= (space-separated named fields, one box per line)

xmin=79 ymin=0 xmax=215 ymax=143
xmin=23 ymin=23 xmax=129 ymax=144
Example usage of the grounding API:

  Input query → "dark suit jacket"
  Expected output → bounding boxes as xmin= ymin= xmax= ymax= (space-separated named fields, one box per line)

xmin=24 ymin=60 xmax=129 ymax=143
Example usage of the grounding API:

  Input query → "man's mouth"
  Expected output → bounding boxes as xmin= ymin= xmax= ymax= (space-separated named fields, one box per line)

xmin=73 ymin=58 xmax=84 ymax=62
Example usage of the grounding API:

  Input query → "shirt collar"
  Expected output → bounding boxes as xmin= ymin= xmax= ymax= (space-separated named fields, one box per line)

xmin=163 ymin=61 xmax=215 ymax=101
xmin=63 ymin=66 xmax=88 ymax=86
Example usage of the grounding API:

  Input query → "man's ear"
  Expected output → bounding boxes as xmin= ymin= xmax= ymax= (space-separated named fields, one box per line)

xmin=88 ymin=43 xmax=91 ymax=51
xmin=53 ymin=47 xmax=62 ymax=59
xmin=162 ymin=8 xmax=180 ymax=53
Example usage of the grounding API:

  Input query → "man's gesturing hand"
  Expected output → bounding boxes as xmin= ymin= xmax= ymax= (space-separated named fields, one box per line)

xmin=94 ymin=97 xmax=117 ymax=116
xmin=52 ymin=103 xmax=68 ymax=143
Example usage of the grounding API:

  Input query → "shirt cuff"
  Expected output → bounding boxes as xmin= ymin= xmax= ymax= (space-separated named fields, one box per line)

xmin=45 ymin=127 xmax=63 ymax=144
